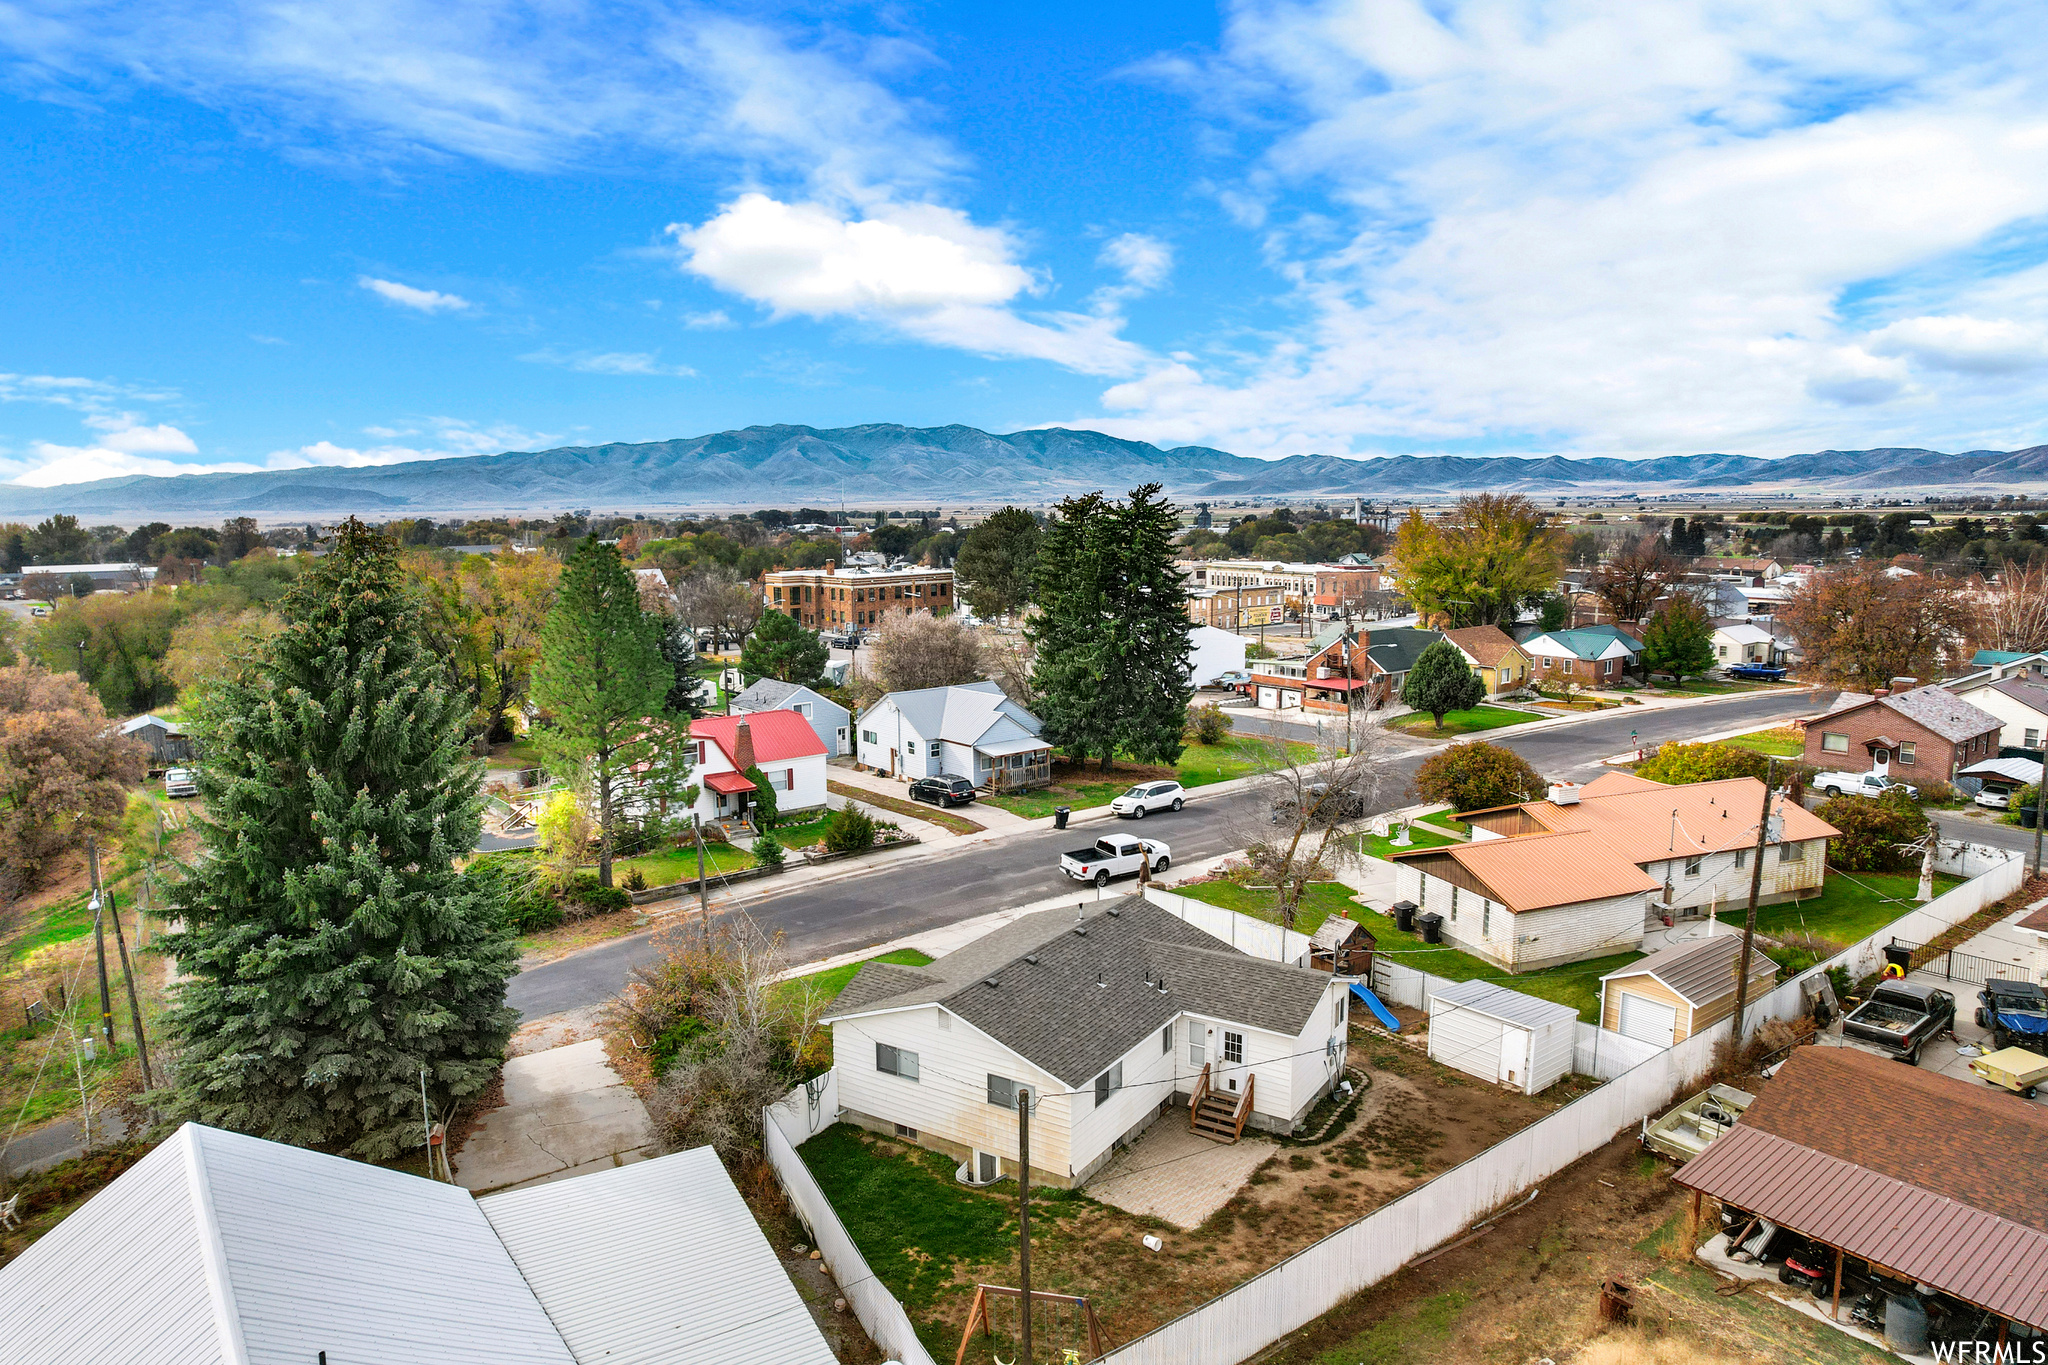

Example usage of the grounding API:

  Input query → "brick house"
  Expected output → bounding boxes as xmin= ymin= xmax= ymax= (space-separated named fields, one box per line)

xmin=1188 ymin=584 xmax=1285 ymax=630
xmin=1520 ymin=625 xmax=1642 ymax=686
xmin=1803 ymin=685 xmax=2002 ymax=781
xmin=762 ymin=564 xmax=955 ymax=630
xmin=1249 ymin=624 xmax=1442 ymax=712
xmin=1311 ymin=566 xmax=1381 ymax=616
xmin=1442 ymin=625 xmax=1530 ymax=697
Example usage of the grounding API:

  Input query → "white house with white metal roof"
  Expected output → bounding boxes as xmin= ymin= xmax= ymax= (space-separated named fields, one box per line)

xmin=1426 ymin=979 xmax=1576 ymax=1094
xmin=0 ymin=1123 xmax=836 ymax=1365
xmin=855 ymin=678 xmax=1053 ymax=790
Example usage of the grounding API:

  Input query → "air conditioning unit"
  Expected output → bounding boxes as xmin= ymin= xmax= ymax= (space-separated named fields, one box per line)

xmin=1548 ymin=782 xmax=1581 ymax=805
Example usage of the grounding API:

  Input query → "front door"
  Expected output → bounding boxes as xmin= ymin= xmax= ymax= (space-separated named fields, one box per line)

xmin=889 ymin=747 xmax=899 ymax=776
xmin=1871 ymin=749 xmax=1891 ymax=774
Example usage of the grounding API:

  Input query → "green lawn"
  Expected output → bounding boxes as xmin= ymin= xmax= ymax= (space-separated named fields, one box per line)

xmin=980 ymin=734 xmax=1317 ymax=818
xmin=1388 ymin=705 xmax=1539 ymax=738
xmin=1176 ymin=878 xmax=1639 ymax=1021
xmin=1646 ymin=678 xmax=1793 ymax=696
xmin=1752 ymin=867 xmax=1961 ymax=971
xmin=1354 ymin=826 xmax=1458 ymax=861
xmin=1416 ymin=812 xmax=1469 ymax=836
xmin=783 ymin=947 xmax=934 ymax=1008
xmin=614 ymin=842 xmax=758 ymax=886
xmin=1719 ymin=726 xmax=1806 ymax=758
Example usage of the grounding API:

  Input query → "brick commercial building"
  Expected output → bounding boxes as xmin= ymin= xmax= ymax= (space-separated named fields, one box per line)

xmin=1312 ymin=566 xmax=1382 ymax=615
xmin=1188 ymin=584 xmax=1285 ymax=630
xmin=762 ymin=564 xmax=955 ymax=630
xmin=1803 ymin=685 xmax=2001 ymax=781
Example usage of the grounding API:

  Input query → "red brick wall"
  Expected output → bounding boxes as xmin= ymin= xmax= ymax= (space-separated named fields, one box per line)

xmin=1803 ymin=700 xmax=2000 ymax=779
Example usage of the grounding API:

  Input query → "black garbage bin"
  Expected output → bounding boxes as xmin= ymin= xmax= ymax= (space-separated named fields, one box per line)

xmin=2025 ymin=805 xmax=2040 ymax=829
xmin=1054 ymin=805 xmax=1072 ymax=830
xmin=1392 ymin=900 xmax=1418 ymax=933
xmin=1882 ymin=941 xmax=1913 ymax=976
xmin=1418 ymin=912 xmax=1443 ymax=944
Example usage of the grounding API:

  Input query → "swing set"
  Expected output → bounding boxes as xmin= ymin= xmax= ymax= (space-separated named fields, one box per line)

xmin=954 ymin=1284 xmax=1114 ymax=1365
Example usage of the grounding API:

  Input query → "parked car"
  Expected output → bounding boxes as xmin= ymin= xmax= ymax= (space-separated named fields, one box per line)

xmin=1209 ymin=670 xmax=1253 ymax=690
xmin=1271 ymin=781 xmax=1369 ymax=824
xmin=1725 ymin=664 xmax=1787 ymax=682
xmin=163 ymin=767 xmax=199 ymax=798
xmin=1811 ymin=770 xmax=1919 ymax=801
xmin=1976 ymin=979 xmax=2048 ymax=1053
xmin=907 ymin=775 xmax=977 ymax=808
xmin=1843 ymin=981 xmax=1955 ymax=1064
xmin=1110 ymin=781 xmax=1184 ymax=819
xmin=1059 ymin=835 xmax=1170 ymax=887
xmin=822 ymin=629 xmax=862 ymax=648
xmin=28 ymin=605 xmax=48 ymax=617
xmin=1975 ymin=785 xmax=2017 ymax=810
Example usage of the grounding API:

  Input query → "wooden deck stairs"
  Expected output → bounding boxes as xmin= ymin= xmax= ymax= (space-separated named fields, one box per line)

xmin=1187 ymin=1063 xmax=1256 ymax=1144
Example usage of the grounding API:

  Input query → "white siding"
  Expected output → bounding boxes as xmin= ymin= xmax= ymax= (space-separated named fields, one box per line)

xmin=1968 ymin=685 xmax=2048 ymax=751
xmin=854 ymin=701 xmax=932 ymax=777
xmin=1527 ymin=1017 xmax=1575 ymax=1094
xmin=1068 ymin=1020 xmax=1182 ymax=1180
xmin=1287 ymin=983 xmax=1352 ymax=1119
xmin=1395 ymin=864 xmax=1648 ymax=970
xmin=1428 ymin=1001 xmax=1506 ymax=1086
xmin=1182 ymin=1014 xmax=1302 ymax=1130
xmin=1647 ymin=841 xmax=1824 ymax=913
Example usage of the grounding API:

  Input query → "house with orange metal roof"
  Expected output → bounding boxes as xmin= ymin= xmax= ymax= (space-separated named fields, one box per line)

xmin=1388 ymin=771 xmax=1837 ymax=972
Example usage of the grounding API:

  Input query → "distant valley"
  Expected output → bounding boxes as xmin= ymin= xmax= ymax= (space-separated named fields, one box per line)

xmin=5 ymin=423 xmax=2048 ymax=518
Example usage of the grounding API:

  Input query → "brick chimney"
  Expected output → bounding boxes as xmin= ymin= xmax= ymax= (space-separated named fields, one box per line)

xmin=732 ymin=718 xmax=757 ymax=771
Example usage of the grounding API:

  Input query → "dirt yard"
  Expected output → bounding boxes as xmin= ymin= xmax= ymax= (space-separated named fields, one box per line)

xmin=807 ymin=1023 xmax=1589 ymax=1363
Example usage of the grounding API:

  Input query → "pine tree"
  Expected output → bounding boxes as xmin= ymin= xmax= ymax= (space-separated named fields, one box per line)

xmin=1401 ymin=639 xmax=1486 ymax=730
xmin=158 ymin=519 xmax=518 ymax=1159
xmin=954 ymin=505 xmax=1041 ymax=621
xmin=1642 ymin=593 xmax=1717 ymax=684
xmin=739 ymin=609 xmax=827 ymax=686
xmin=1027 ymin=486 xmax=1194 ymax=770
xmin=532 ymin=536 xmax=673 ymax=887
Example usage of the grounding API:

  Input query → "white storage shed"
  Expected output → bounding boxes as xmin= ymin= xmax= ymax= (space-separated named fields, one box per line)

xmin=1426 ymin=978 xmax=1577 ymax=1095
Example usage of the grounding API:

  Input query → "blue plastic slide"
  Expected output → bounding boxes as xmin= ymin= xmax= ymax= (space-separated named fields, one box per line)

xmin=1349 ymin=981 xmax=1400 ymax=1030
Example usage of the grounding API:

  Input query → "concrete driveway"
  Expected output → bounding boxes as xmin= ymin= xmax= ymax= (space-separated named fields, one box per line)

xmin=454 ymin=1038 xmax=657 ymax=1194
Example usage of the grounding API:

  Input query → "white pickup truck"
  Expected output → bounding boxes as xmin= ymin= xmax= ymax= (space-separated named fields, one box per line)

xmin=1811 ymin=770 xmax=1918 ymax=800
xmin=1060 ymin=835 xmax=1170 ymax=887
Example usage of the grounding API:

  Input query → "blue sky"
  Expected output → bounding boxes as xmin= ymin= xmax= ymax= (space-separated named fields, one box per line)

xmin=3 ymin=0 xmax=2047 ymax=490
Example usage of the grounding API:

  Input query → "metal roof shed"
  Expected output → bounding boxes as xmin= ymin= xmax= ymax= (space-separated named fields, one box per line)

xmin=480 ymin=1145 xmax=838 ymax=1365
xmin=1427 ymin=979 xmax=1577 ymax=1094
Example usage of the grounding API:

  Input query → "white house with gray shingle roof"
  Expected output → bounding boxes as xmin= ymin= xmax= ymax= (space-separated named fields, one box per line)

xmin=730 ymin=677 xmax=851 ymax=756
xmin=854 ymin=679 xmax=1053 ymax=789
xmin=820 ymin=895 xmax=1351 ymax=1187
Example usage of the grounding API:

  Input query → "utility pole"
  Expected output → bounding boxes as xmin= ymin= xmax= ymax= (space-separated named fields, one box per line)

xmin=105 ymin=886 xmax=152 ymax=1090
xmin=1733 ymin=757 xmax=1775 ymax=1043
xmin=86 ymin=838 xmax=116 ymax=1049
xmin=692 ymin=815 xmax=713 ymax=949
xmin=2032 ymin=768 xmax=2048 ymax=878
xmin=1017 ymin=1087 xmax=1032 ymax=1365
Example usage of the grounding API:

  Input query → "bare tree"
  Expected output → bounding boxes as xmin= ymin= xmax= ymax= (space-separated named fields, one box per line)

xmin=868 ymin=611 xmax=984 ymax=692
xmin=1782 ymin=562 xmax=1969 ymax=690
xmin=977 ymin=627 xmax=1037 ymax=704
xmin=1974 ymin=562 xmax=2048 ymax=653
xmin=18 ymin=571 xmax=61 ymax=603
xmin=1586 ymin=534 xmax=1678 ymax=624
xmin=673 ymin=564 xmax=763 ymax=651
xmin=1224 ymin=719 xmax=1396 ymax=930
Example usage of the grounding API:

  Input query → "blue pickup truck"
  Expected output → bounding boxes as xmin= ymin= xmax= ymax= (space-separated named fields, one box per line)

xmin=1725 ymin=664 xmax=1787 ymax=682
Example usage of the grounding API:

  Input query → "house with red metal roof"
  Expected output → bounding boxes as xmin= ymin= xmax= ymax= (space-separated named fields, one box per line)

xmin=687 ymin=710 xmax=828 ymax=827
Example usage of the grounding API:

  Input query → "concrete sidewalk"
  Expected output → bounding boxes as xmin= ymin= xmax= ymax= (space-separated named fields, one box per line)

xmin=826 ymin=761 xmax=1039 ymax=832
xmin=453 ymin=1037 xmax=657 ymax=1194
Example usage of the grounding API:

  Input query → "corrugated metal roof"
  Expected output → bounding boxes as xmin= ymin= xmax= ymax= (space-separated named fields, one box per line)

xmin=0 ymin=1124 xmax=577 ymax=1365
xmin=1392 ymin=828 xmax=1662 ymax=912
xmin=1427 ymin=978 xmax=1577 ymax=1030
xmin=1675 ymin=1125 xmax=2048 ymax=1330
xmin=1600 ymin=934 xmax=1776 ymax=1006
xmin=1517 ymin=775 xmax=1838 ymax=859
xmin=1959 ymin=756 xmax=2044 ymax=785
xmin=480 ymin=1147 xmax=837 ymax=1365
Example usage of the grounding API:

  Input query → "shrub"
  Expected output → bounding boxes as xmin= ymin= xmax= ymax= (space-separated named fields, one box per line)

xmin=622 ymin=866 xmax=647 ymax=892
xmin=1913 ymin=779 xmax=1960 ymax=808
xmin=2008 ymin=783 xmax=2042 ymax=825
xmin=1413 ymin=741 xmax=1544 ymax=813
xmin=744 ymin=765 xmax=779 ymax=830
xmin=823 ymin=802 xmax=878 ymax=854
xmin=1815 ymin=789 xmax=1929 ymax=871
xmin=565 ymin=876 xmax=632 ymax=915
xmin=1634 ymin=741 xmax=1769 ymax=786
xmin=1185 ymin=702 xmax=1234 ymax=745
xmin=752 ymin=834 xmax=785 ymax=870
xmin=463 ymin=851 xmax=561 ymax=933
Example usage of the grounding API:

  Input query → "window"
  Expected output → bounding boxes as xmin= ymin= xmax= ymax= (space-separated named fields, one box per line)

xmin=894 ymin=1123 xmax=918 ymax=1139
xmin=1898 ymin=742 xmax=1916 ymax=765
xmin=1223 ymin=1031 xmax=1244 ymax=1064
xmin=1542 ymin=656 xmax=1554 ymax=669
xmin=1821 ymin=731 xmax=1849 ymax=753
xmin=876 ymin=1043 xmax=919 ymax=1081
xmin=1498 ymin=667 xmax=1511 ymax=683
xmin=1735 ymin=847 xmax=1748 ymax=869
xmin=1779 ymin=840 xmax=1801 ymax=863
xmin=987 ymin=1074 xmax=1020 ymax=1109
xmin=906 ymin=741 xmax=917 ymax=755
xmin=1189 ymin=1034 xmax=1205 ymax=1065
xmin=1094 ymin=1062 xmax=1122 ymax=1107
xmin=1161 ymin=1024 xmax=1173 ymax=1055
xmin=1449 ymin=886 xmax=1458 ymax=922
xmin=2030 ymin=729 xmax=2042 ymax=750
xmin=1684 ymin=855 xmax=1703 ymax=878
xmin=1482 ymin=902 xmax=1491 ymax=937
xmin=862 ymin=729 xmax=878 ymax=745
xmin=796 ymin=702 xmax=811 ymax=718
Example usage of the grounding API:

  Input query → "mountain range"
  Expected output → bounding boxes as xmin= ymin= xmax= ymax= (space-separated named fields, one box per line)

xmin=5 ymin=424 xmax=2048 ymax=519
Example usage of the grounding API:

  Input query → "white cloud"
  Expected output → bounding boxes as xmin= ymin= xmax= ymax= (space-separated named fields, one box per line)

xmin=1098 ymin=233 xmax=1174 ymax=292
xmin=358 ymin=276 xmax=470 ymax=313
xmin=683 ymin=309 xmax=734 ymax=329
xmin=672 ymin=193 xmax=1154 ymax=376
xmin=1083 ymin=0 xmax=2048 ymax=457
xmin=6 ymin=442 xmax=261 ymax=487
xmin=519 ymin=348 xmax=696 ymax=377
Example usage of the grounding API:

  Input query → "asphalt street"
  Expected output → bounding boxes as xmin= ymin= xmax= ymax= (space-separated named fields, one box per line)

xmin=506 ymin=689 xmax=1830 ymax=1020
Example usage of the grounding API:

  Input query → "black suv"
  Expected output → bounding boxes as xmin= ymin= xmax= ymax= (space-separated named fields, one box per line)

xmin=908 ymin=775 xmax=978 ymax=807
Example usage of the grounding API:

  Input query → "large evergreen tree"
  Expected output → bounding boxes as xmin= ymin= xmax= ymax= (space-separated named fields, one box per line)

xmin=1401 ymin=640 xmax=1486 ymax=730
xmin=1641 ymin=593 xmax=1717 ymax=683
xmin=532 ymin=536 xmax=672 ymax=887
xmin=1028 ymin=486 xmax=1195 ymax=770
xmin=159 ymin=520 xmax=518 ymax=1159
xmin=954 ymin=505 xmax=1041 ymax=621
xmin=739 ymin=608 xmax=827 ymax=686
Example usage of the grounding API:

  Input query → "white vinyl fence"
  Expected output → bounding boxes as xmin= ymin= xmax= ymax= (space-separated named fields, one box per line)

xmin=1142 ymin=888 xmax=1312 ymax=966
xmin=1573 ymin=1021 xmax=1665 ymax=1079
xmin=762 ymin=1072 xmax=941 ymax=1365
xmin=1934 ymin=839 xmax=2018 ymax=880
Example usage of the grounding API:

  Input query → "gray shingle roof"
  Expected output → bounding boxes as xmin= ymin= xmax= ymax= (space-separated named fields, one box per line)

xmin=1600 ymin=934 xmax=1775 ymax=1006
xmin=1880 ymin=685 xmax=2001 ymax=743
xmin=734 ymin=677 xmax=802 ymax=709
xmin=869 ymin=679 xmax=1043 ymax=749
xmin=1364 ymin=627 xmax=1444 ymax=676
xmin=822 ymin=896 xmax=1331 ymax=1087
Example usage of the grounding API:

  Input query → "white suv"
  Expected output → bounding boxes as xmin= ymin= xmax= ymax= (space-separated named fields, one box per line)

xmin=1111 ymin=781 xmax=1185 ymax=819
xmin=163 ymin=767 xmax=199 ymax=798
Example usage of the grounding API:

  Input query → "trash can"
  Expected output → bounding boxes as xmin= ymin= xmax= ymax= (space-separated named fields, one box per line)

xmin=1418 ymin=912 xmax=1443 ymax=944
xmin=1392 ymin=900 xmax=1418 ymax=933
xmin=1054 ymin=806 xmax=1071 ymax=830
xmin=1882 ymin=941 xmax=1913 ymax=976
xmin=2025 ymin=805 xmax=2040 ymax=829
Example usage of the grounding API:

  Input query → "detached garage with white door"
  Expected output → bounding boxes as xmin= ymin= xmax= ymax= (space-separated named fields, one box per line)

xmin=1426 ymin=979 xmax=1576 ymax=1095
xmin=1598 ymin=935 xmax=1779 ymax=1048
